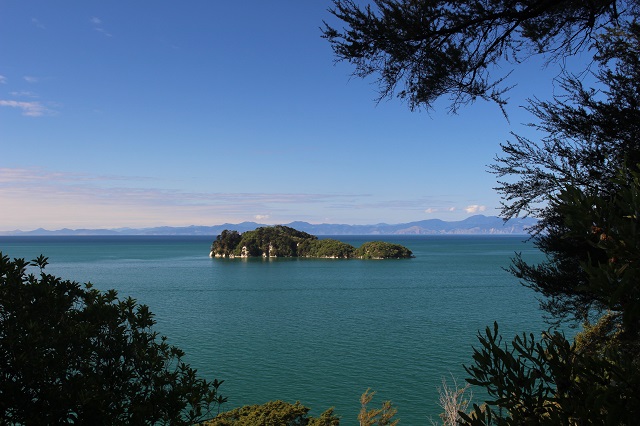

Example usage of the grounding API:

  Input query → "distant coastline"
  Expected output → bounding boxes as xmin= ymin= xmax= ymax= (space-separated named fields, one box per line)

xmin=0 ymin=215 xmax=537 ymax=236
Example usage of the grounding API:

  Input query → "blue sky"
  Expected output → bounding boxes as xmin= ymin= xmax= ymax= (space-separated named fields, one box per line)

xmin=1 ymin=1 xmax=573 ymax=231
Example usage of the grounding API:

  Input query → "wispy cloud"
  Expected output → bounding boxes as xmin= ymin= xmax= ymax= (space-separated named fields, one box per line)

xmin=425 ymin=206 xmax=461 ymax=214
xmin=0 ymin=168 xmax=496 ymax=230
xmin=9 ymin=91 xmax=38 ymax=98
xmin=330 ymin=196 xmax=459 ymax=212
xmin=465 ymin=204 xmax=487 ymax=214
xmin=23 ymin=76 xmax=39 ymax=83
xmin=31 ymin=18 xmax=46 ymax=29
xmin=0 ymin=75 xmax=6 ymax=84
xmin=0 ymin=100 xmax=49 ymax=117
xmin=90 ymin=17 xmax=112 ymax=37
xmin=0 ymin=167 xmax=366 ymax=230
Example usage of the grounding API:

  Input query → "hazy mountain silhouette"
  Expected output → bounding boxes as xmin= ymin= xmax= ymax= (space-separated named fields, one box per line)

xmin=1 ymin=215 xmax=537 ymax=236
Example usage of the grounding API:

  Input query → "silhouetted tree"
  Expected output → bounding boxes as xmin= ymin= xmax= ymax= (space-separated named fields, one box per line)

xmin=461 ymin=26 xmax=640 ymax=423
xmin=494 ymin=23 xmax=640 ymax=326
xmin=461 ymin=322 xmax=640 ymax=425
xmin=0 ymin=254 xmax=225 ymax=425
xmin=323 ymin=0 xmax=635 ymax=113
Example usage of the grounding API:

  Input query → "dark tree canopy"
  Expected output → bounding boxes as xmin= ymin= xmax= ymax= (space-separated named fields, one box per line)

xmin=493 ymin=22 xmax=640 ymax=326
xmin=0 ymin=254 xmax=225 ymax=425
xmin=461 ymin=26 xmax=640 ymax=422
xmin=461 ymin=322 xmax=640 ymax=425
xmin=492 ymin=22 xmax=640 ymax=221
xmin=323 ymin=0 xmax=636 ymax=112
xmin=553 ymin=167 xmax=640 ymax=338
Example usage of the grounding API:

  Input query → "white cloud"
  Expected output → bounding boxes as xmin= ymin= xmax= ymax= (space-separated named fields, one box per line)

xmin=464 ymin=205 xmax=487 ymax=214
xmin=0 ymin=100 xmax=48 ymax=117
xmin=427 ymin=206 xmax=460 ymax=214
xmin=0 ymin=75 xmax=6 ymax=84
xmin=96 ymin=28 xmax=113 ymax=37
xmin=91 ymin=17 xmax=112 ymax=37
xmin=10 ymin=91 xmax=38 ymax=98
xmin=23 ymin=76 xmax=39 ymax=83
xmin=31 ymin=18 xmax=45 ymax=29
xmin=255 ymin=215 xmax=270 ymax=220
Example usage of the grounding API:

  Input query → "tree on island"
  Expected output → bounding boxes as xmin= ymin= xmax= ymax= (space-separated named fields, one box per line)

xmin=354 ymin=241 xmax=414 ymax=260
xmin=210 ymin=225 xmax=413 ymax=259
xmin=324 ymin=0 xmax=640 ymax=423
xmin=211 ymin=230 xmax=242 ymax=258
xmin=0 ymin=253 xmax=226 ymax=425
xmin=297 ymin=238 xmax=356 ymax=258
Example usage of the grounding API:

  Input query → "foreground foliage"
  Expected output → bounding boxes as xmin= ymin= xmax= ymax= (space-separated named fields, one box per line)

xmin=323 ymin=0 xmax=633 ymax=113
xmin=432 ymin=377 xmax=472 ymax=426
xmin=358 ymin=389 xmax=399 ymax=426
xmin=0 ymin=254 xmax=224 ymax=425
xmin=461 ymin=323 xmax=640 ymax=425
xmin=203 ymin=400 xmax=340 ymax=426
xmin=493 ymin=23 xmax=640 ymax=329
xmin=204 ymin=390 xmax=399 ymax=426
xmin=459 ymin=23 xmax=640 ymax=425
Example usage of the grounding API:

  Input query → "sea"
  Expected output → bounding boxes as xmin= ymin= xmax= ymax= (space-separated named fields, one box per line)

xmin=0 ymin=235 xmax=555 ymax=424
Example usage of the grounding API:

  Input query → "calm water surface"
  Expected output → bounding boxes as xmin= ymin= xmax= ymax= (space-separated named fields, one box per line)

xmin=1 ymin=235 xmax=549 ymax=424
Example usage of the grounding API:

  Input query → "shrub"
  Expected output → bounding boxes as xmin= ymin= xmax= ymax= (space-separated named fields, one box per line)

xmin=204 ymin=400 xmax=339 ymax=426
xmin=354 ymin=242 xmax=413 ymax=259
xmin=0 ymin=254 xmax=224 ymax=425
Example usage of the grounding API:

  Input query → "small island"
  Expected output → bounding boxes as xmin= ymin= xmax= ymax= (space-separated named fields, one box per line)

xmin=210 ymin=225 xmax=413 ymax=259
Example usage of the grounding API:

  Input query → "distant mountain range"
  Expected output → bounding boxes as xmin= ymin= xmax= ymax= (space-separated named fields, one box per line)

xmin=0 ymin=215 xmax=537 ymax=236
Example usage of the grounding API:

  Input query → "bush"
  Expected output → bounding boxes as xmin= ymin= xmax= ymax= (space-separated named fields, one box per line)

xmin=297 ymin=239 xmax=356 ymax=258
xmin=211 ymin=230 xmax=242 ymax=257
xmin=0 ymin=254 xmax=224 ymax=425
xmin=354 ymin=242 xmax=413 ymax=259
xmin=204 ymin=400 xmax=340 ymax=426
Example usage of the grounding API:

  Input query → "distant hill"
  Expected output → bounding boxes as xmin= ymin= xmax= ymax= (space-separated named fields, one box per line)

xmin=0 ymin=215 xmax=537 ymax=236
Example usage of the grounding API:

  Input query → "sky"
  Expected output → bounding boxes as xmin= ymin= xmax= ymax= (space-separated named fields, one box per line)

xmin=0 ymin=1 xmax=574 ymax=231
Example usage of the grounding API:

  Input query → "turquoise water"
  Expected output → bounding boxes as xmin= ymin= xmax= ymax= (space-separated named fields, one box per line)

xmin=1 ymin=235 xmax=548 ymax=424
